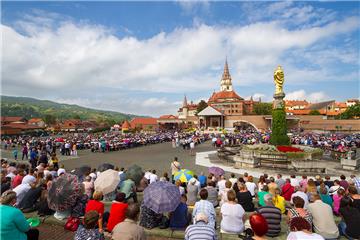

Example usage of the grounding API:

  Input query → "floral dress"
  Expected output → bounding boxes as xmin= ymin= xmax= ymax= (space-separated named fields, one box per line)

xmin=139 ymin=205 xmax=163 ymax=229
xmin=74 ymin=225 xmax=104 ymax=240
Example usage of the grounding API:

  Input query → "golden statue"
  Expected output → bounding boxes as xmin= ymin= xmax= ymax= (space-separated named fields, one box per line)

xmin=274 ymin=65 xmax=284 ymax=95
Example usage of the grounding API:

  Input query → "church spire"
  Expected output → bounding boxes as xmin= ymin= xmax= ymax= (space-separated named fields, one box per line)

xmin=182 ymin=94 xmax=188 ymax=108
xmin=220 ymin=58 xmax=233 ymax=92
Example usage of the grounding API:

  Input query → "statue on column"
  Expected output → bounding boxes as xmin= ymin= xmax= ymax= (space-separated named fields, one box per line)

xmin=270 ymin=65 xmax=290 ymax=145
xmin=273 ymin=65 xmax=286 ymax=109
xmin=274 ymin=65 xmax=284 ymax=95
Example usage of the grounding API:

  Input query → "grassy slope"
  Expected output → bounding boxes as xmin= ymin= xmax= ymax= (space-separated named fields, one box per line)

xmin=1 ymin=95 xmax=140 ymax=123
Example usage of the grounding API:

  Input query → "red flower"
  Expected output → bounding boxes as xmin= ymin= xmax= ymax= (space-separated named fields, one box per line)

xmin=276 ymin=145 xmax=303 ymax=153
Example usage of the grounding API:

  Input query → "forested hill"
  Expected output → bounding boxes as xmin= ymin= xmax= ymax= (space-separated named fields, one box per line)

xmin=1 ymin=96 xmax=138 ymax=125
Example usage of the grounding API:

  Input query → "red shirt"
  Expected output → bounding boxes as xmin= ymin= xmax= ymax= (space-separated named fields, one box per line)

xmin=85 ymin=200 xmax=104 ymax=216
xmin=106 ymin=202 xmax=128 ymax=232
xmin=281 ymin=183 xmax=294 ymax=201
xmin=12 ymin=175 xmax=24 ymax=188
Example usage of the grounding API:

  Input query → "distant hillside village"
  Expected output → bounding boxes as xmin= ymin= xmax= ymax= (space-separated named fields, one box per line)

xmin=1 ymin=61 xmax=359 ymax=136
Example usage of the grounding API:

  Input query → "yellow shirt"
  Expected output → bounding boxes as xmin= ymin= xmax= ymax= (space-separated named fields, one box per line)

xmin=273 ymin=195 xmax=286 ymax=214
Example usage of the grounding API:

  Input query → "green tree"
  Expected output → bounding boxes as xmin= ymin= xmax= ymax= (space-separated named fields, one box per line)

xmin=253 ymin=102 xmax=273 ymax=115
xmin=338 ymin=103 xmax=360 ymax=119
xmin=309 ymin=110 xmax=321 ymax=115
xmin=73 ymin=114 xmax=81 ymax=119
xmin=196 ymin=100 xmax=208 ymax=114
xmin=43 ymin=114 xmax=57 ymax=125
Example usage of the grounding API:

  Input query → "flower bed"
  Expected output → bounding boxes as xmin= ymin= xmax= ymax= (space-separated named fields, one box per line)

xmin=242 ymin=144 xmax=323 ymax=161
xmin=276 ymin=145 xmax=304 ymax=153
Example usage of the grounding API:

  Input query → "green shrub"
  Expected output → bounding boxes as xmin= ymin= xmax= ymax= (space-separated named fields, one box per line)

xmin=270 ymin=108 xmax=290 ymax=146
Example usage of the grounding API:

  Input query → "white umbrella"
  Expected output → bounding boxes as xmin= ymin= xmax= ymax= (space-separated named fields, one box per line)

xmin=94 ymin=169 xmax=120 ymax=195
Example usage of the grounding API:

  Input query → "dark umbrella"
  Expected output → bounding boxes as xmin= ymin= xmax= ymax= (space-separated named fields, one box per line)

xmin=97 ymin=163 xmax=114 ymax=172
xmin=143 ymin=181 xmax=181 ymax=214
xmin=126 ymin=164 xmax=143 ymax=185
xmin=209 ymin=166 xmax=225 ymax=176
xmin=47 ymin=174 xmax=82 ymax=212
xmin=72 ymin=165 xmax=91 ymax=182
xmin=73 ymin=165 xmax=91 ymax=178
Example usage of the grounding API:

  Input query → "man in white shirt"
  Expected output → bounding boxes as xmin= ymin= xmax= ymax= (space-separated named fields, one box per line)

xmin=229 ymin=173 xmax=237 ymax=187
xmin=149 ymin=170 xmax=158 ymax=184
xmin=290 ymin=186 xmax=309 ymax=208
xmin=144 ymin=169 xmax=152 ymax=181
xmin=217 ymin=175 xmax=227 ymax=194
xmin=307 ymin=194 xmax=339 ymax=239
xmin=290 ymin=175 xmax=300 ymax=187
xmin=170 ymin=157 xmax=181 ymax=183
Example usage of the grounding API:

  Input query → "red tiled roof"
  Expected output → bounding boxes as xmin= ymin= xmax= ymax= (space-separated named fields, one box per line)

xmin=28 ymin=118 xmax=43 ymax=123
xmin=335 ymin=102 xmax=347 ymax=108
xmin=2 ymin=123 xmax=44 ymax=130
xmin=130 ymin=118 xmax=158 ymax=128
xmin=286 ymin=109 xmax=311 ymax=115
xmin=285 ymin=100 xmax=309 ymax=107
xmin=121 ymin=120 xmax=131 ymax=129
xmin=208 ymin=90 xmax=243 ymax=102
xmin=159 ymin=115 xmax=178 ymax=119
xmin=1 ymin=116 xmax=25 ymax=122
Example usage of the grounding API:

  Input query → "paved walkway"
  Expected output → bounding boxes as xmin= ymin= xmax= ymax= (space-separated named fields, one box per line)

xmin=195 ymin=150 xmax=347 ymax=179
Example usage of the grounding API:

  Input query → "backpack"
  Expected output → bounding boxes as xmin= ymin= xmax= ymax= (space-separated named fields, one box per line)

xmin=64 ymin=216 xmax=80 ymax=232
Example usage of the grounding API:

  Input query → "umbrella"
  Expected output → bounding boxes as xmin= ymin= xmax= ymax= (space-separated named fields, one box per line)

xmin=126 ymin=164 xmax=143 ymax=185
xmin=174 ymin=169 xmax=194 ymax=183
xmin=94 ymin=169 xmax=120 ymax=195
xmin=47 ymin=174 xmax=82 ymax=212
xmin=209 ymin=166 xmax=225 ymax=176
xmin=55 ymin=138 xmax=64 ymax=142
xmin=73 ymin=165 xmax=91 ymax=180
xmin=143 ymin=181 xmax=181 ymax=214
xmin=97 ymin=163 xmax=114 ymax=172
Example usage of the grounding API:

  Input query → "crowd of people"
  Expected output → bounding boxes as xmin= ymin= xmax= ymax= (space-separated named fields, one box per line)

xmin=1 ymin=153 xmax=360 ymax=240
xmin=218 ymin=131 xmax=360 ymax=152
xmin=2 ymin=131 xmax=209 ymax=160
xmin=2 ymin=130 xmax=359 ymax=161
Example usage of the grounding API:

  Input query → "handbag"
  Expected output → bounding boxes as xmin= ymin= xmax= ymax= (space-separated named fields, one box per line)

xmin=64 ymin=216 xmax=80 ymax=232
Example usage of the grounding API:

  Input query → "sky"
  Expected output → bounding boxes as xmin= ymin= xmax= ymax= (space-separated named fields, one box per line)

xmin=1 ymin=1 xmax=359 ymax=116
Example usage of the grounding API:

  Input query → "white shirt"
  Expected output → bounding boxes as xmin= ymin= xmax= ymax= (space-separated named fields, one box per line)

xmin=217 ymin=179 xmax=227 ymax=194
xmin=290 ymin=178 xmax=300 ymax=187
xmin=245 ymin=182 xmax=257 ymax=196
xmin=149 ymin=173 xmax=158 ymax=184
xmin=220 ymin=202 xmax=245 ymax=233
xmin=287 ymin=231 xmax=324 ymax=240
xmin=13 ymin=183 xmax=31 ymax=206
xmin=190 ymin=142 xmax=195 ymax=149
xmin=229 ymin=178 xmax=237 ymax=186
xmin=307 ymin=200 xmax=339 ymax=239
xmin=290 ymin=191 xmax=309 ymax=208
xmin=144 ymin=171 xmax=152 ymax=180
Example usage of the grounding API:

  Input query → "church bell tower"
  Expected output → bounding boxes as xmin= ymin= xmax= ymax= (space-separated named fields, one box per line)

xmin=220 ymin=59 xmax=233 ymax=92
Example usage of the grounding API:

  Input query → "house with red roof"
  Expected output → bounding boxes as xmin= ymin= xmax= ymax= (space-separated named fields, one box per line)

xmin=28 ymin=118 xmax=45 ymax=128
xmin=130 ymin=117 xmax=158 ymax=131
xmin=1 ymin=116 xmax=45 ymax=135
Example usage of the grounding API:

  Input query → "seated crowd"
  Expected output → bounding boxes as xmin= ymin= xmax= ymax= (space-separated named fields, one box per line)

xmin=1 ymin=157 xmax=360 ymax=240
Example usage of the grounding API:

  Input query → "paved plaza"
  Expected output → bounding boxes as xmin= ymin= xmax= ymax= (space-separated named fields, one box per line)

xmin=1 ymin=141 xmax=215 ymax=176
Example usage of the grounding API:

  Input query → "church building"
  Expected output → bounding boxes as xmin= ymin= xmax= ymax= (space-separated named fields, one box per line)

xmin=207 ymin=60 xmax=256 ymax=116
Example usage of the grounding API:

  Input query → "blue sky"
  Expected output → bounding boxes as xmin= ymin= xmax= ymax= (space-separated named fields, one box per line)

xmin=2 ymin=1 xmax=359 ymax=116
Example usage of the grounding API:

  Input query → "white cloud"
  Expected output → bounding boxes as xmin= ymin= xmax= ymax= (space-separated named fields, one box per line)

xmin=1 ymin=5 xmax=359 ymax=115
xmin=285 ymin=89 xmax=330 ymax=103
